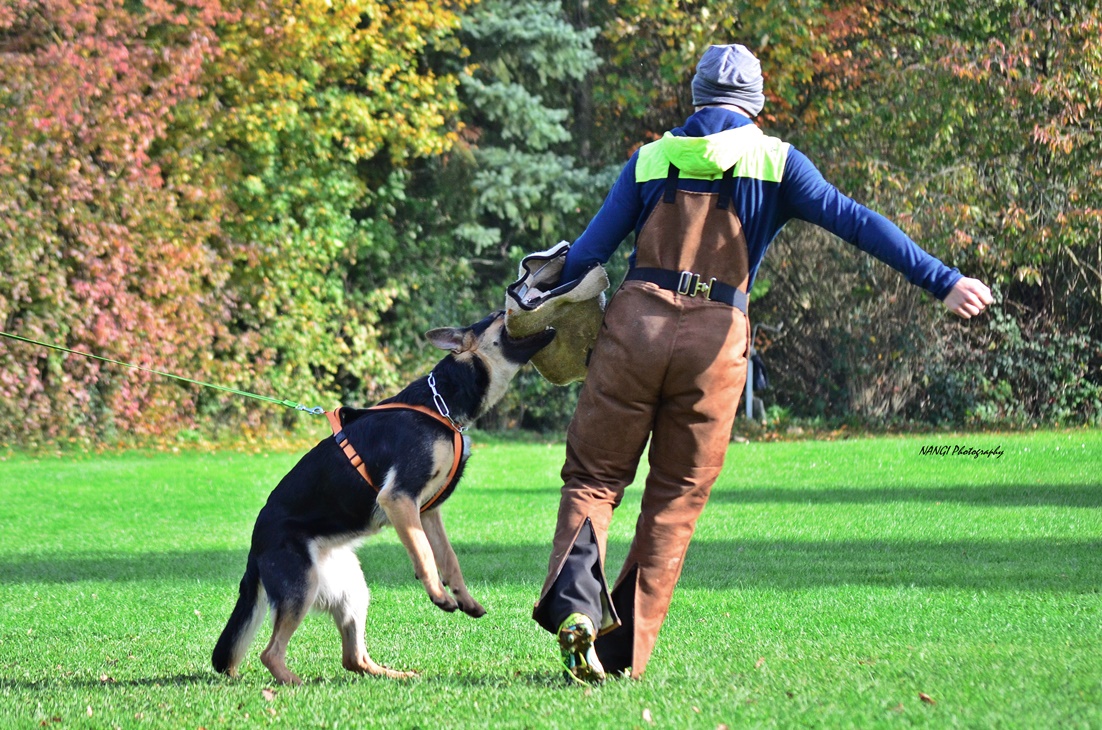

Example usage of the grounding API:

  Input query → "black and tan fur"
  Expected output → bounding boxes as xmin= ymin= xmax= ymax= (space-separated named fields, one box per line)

xmin=211 ymin=312 xmax=554 ymax=684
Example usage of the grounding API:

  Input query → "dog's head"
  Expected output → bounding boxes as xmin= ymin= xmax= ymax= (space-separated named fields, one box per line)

xmin=426 ymin=311 xmax=556 ymax=421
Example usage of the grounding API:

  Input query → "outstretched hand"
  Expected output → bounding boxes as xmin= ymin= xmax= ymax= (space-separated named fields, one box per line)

xmin=943 ymin=277 xmax=993 ymax=319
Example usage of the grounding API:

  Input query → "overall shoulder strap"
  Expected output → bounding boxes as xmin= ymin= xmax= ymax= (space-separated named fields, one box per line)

xmin=717 ymin=165 xmax=735 ymax=210
xmin=663 ymin=163 xmax=680 ymax=204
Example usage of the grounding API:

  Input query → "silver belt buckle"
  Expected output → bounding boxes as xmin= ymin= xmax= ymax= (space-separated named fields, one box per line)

xmin=677 ymin=270 xmax=716 ymax=299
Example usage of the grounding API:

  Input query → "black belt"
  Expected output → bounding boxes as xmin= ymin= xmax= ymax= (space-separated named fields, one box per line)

xmin=625 ymin=267 xmax=748 ymax=315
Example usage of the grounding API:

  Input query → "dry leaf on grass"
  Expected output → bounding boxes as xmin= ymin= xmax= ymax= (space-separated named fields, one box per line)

xmin=262 ymin=688 xmax=276 ymax=702
xmin=919 ymin=692 xmax=936 ymax=705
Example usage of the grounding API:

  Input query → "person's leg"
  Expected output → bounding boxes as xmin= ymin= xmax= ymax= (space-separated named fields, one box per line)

xmin=597 ymin=304 xmax=749 ymax=678
xmin=595 ymin=459 xmax=723 ymax=676
xmin=532 ymin=285 xmax=676 ymax=635
xmin=532 ymin=285 xmax=685 ymax=681
xmin=532 ymin=437 xmax=644 ymax=635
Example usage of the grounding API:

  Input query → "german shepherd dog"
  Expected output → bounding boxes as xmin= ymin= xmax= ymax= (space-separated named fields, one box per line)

xmin=211 ymin=312 xmax=554 ymax=685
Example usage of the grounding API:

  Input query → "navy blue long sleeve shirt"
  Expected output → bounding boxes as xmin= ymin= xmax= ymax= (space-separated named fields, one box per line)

xmin=562 ymin=108 xmax=961 ymax=299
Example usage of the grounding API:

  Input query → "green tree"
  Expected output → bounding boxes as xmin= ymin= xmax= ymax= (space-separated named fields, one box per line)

xmin=0 ymin=0 xmax=470 ymax=443
xmin=364 ymin=0 xmax=610 ymax=429
xmin=208 ymin=0 xmax=468 ymax=413
xmin=801 ymin=2 xmax=1102 ymax=313
xmin=787 ymin=1 xmax=1102 ymax=423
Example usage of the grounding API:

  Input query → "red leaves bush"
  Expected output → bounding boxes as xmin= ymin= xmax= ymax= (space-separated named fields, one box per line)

xmin=0 ymin=0 xmax=236 ymax=442
xmin=0 ymin=1 xmax=465 ymax=445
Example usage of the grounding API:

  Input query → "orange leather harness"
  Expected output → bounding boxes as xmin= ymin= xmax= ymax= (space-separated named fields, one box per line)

xmin=325 ymin=403 xmax=465 ymax=514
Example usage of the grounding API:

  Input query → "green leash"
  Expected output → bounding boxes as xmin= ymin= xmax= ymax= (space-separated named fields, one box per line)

xmin=0 ymin=330 xmax=326 ymax=415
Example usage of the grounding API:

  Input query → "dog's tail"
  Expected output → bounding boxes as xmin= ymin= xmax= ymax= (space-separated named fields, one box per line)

xmin=212 ymin=555 xmax=267 ymax=676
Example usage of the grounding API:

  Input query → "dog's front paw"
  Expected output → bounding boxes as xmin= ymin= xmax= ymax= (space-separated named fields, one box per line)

xmin=459 ymin=599 xmax=487 ymax=618
xmin=445 ymin=591 xmax=484 ymax=617
xmin=431 ymin=592 xmax=459 ymax=613
xmin=450 ymin=586 xmax=486 ymax=618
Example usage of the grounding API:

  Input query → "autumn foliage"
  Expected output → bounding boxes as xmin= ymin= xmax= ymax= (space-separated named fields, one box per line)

xmin=0 ymin=0 xmax=234 ymax=441
xmin=0 ymin=0 xmax=465 ymax=444
xmin=0 ymin=1 xmax=1099 ymax=445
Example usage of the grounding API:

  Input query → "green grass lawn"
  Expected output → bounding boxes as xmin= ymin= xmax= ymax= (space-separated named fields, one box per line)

xmin=1 ymin=429 xmax=1100 ymax=728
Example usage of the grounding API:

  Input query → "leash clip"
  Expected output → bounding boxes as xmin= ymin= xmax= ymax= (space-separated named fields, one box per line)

xmin=296 ymin=403 xmax=325 ymax=415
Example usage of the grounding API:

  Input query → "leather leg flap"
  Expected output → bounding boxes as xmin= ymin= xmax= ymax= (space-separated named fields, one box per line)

xmin=532 ymin=516 xmax=618 ymax=635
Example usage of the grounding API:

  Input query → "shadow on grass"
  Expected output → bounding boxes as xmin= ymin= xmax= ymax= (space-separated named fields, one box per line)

xmin=413 ymin=670 xmax=592 ymax=689
xmin=0 ymin=549 xmax=247 ymax=585
xmin=318 ymin=668 xmax=572 ymax=688
xmin=0 ymin=673 xmax=218 ymax=691
xmin=2 ymin=538 xmax=1099 ymax=592
xmin=496 ymin=483 xmax=1102 ymax=507
xmin=704 ymin=482 xmax=1102 ymax=507
xmin=0 ymin=669 xmax=583 ymax=692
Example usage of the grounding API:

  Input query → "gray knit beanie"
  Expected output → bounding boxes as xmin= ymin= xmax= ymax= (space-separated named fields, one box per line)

xmin=691 ymin=44 xmax=765 ymax=116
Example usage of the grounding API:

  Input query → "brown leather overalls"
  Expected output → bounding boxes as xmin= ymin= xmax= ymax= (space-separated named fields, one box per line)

xmin=533 ymin=163 xmax=751 ymax=678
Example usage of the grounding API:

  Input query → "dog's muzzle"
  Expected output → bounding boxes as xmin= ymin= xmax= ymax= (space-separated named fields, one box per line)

xmin=502 ymin=325 xmax=558 ymax=365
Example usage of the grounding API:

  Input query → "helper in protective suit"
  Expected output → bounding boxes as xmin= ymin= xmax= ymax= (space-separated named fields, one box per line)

xmin=523 ymin=43 xmax=993 ymax=683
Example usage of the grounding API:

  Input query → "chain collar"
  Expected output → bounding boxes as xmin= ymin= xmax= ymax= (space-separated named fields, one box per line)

xmin=427 ymin=371 xmax=469 ymax=433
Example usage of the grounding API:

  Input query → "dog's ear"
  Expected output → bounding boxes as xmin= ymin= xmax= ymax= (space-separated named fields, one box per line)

xmin=426 ymin=327 xmax=476 ymax=353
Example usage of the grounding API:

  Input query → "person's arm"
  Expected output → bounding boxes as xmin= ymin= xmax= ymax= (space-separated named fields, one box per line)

xmin=779 ymin=147 xmax=964 ymax=300
xmin=561 ymin=154 xmax=643 ymax=283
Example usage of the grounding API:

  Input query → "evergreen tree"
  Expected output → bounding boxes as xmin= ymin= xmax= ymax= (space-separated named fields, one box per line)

xmin=456 ymin=0 xmax=605 ymax=259
xmin=374 ymin=0 xmax=613 ymax=430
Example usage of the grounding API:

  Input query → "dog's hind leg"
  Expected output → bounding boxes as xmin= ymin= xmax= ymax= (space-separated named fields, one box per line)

xmin=376 ymin=488 xmax=459 ymax=613
xmin=421 ymin=509 xmax=486 ymax=618
xmin=317 ymin=547 xmax=416 ymax=679
xmin=257 ymin=548 xmax=317 ymax=685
